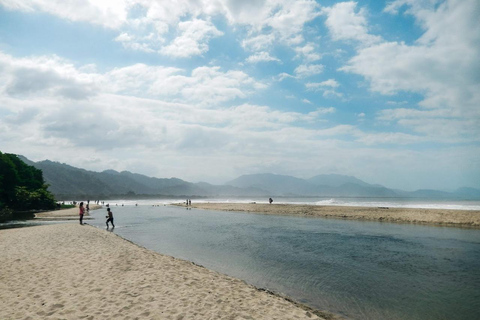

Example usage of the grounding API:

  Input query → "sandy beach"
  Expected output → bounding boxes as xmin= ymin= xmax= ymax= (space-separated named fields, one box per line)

xmin=182 ymin=203 xmax=480 ymax=228
xmin=0 ymin=224 xmax=334 ymax=320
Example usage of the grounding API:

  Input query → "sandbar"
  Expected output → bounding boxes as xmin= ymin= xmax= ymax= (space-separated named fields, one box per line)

xmin=0 ymin=224 xmax=334 ymax=319
xmin=181 ymin=203 xmax=480 ymax=228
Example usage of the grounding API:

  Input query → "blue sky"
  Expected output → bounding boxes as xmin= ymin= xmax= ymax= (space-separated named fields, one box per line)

xmin=0 ymin=0 xmax=479 ymax=191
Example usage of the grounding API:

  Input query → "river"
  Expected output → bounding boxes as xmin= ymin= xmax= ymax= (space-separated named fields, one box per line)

xmin=85 ymin=204 xmax=480 ymax=320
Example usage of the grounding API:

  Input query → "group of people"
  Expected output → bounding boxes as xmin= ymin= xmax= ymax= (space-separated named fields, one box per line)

xmin=78 ymin=202 xmax=114 ymax=229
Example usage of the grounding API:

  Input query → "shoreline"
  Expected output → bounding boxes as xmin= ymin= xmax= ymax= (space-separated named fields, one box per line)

xmin=0 ymin=223 xmax=338 ymax=319
xmin=34 ymin=204 xmax=102 ymax=221
xmin=178 ymin=203 xmax=480 ymax=228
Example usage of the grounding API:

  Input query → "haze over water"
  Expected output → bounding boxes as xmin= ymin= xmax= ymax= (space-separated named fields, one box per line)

xmin=89 ymin=204 xmax=480 ymax=320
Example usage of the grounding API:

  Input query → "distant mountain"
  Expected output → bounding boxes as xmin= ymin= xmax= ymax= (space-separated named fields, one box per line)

xmin=403 ymin=189 xmax=452 ymax=199
xmin=19 ymin=156 xmax=480 ymax=200
xmin=20 ymin=156 xmax=267 ymax=199
xmin=226 ymin=173 xmax=398 ymax=197
xmin=20 ymin=157 xmax=198 ymax=198
xmin=307 ymin=174 xmax=372 ymax=188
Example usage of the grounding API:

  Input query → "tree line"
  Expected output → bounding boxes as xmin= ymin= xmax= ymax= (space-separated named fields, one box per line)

xmin=0 ymin=151 xmax=56 ymax=222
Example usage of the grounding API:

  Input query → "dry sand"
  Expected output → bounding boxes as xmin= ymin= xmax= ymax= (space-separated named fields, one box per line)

xmin=0 ymin=224 xmax=333 ymax=320
xmin=182 ymin=203 xmax=480 ymax=228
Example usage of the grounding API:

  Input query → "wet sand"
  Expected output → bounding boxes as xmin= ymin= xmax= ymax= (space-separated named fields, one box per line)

xmin=0 ymin=224 xmax=335 ymax=320
xmin=181 ymin=203 xmax=480 ymax=228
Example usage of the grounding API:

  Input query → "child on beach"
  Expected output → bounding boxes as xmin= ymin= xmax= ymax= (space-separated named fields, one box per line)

xmin=79 ymin=202 xmax=85 ymax=225
xmin=106 ymin=208 xmax=115 ymax=229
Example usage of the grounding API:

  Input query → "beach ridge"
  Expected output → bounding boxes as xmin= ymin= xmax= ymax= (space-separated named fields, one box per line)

xmin=180 ymin=203 xmax=480 ymax=228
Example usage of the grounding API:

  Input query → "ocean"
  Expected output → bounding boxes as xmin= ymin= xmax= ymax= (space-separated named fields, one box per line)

xmin=96 ymin=197 xmax=480 ymax=211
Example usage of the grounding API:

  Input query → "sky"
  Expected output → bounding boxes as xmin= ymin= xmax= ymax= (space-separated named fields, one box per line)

xmin=0 ymin=0 xmax=479 ymax=191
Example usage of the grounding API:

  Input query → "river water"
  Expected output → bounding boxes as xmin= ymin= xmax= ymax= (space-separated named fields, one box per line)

xmin=85 ymin=204 xmax=480 ymax=320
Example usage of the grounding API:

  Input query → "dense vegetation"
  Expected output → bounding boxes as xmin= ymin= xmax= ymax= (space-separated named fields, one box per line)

xmin=0 ymin=152 xmax=56 ymax=222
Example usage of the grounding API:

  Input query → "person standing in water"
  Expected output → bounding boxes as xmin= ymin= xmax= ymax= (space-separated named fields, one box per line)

xmin=106 ymin=208 xmax=115 ymax=229
xmin=79 ymin=202 xmax=85 ymax=225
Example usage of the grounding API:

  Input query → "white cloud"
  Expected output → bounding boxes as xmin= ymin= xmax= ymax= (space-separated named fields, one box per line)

xmin=160 ymin=19 xmax=223 ymax=58
xmin=306 ymin=79 xmax=342 ymax=98
xmin=322 ymin=1 xmax=382 ymax=45
xmin=377 ymin=108 xmax=480 ymax=143
xmin=306 ymin=79 xmax=340 ymax=89
xmin=263 ymin=0 xmax=320 ymax=42
xmin=308 ymin=107 xmax=336 ymax=117
xmin=115 ymin=32 xmax=132 ymax=42
xmin=0 ymin=0 xmax=129 ymax=29
xmin=246 ymin=52 xmax=281 ymax=63
xmin=383 ymin=0 xmax=440 ymax=15
xmin=0 ymin=51 xmax=266 ymax=108
xmin=1 ymin=1 xmax=324 ymax=65
xmin=181 ymin=66 xmax=266 ymax=105
xmin=114 ymin=32 xmax=156 ymax=53
xmin=0 ymin=52 xmax=99 ymax=100
xmin=339 ymin=0 xmax=480 ymax=142
xmin=294 ymin=64 xmax=324 ymax=77
xmin=221 ymin=0 xmax=320 ymax=39
xmin=277 ymin=72 xmax=296 ymax=81
xmin=355 ymin=131 xmax=427 ymax=145
xmin=227 ymin=1 xmax=321 ymax=62
xmin=241 ymin=34 xmax=276 ymax=52
xmin=103 ymin=63 xmax=183 ymax=96
xmin=294 ymin=42 xmax=322 ymax=62
xmin=104 ymin=64 xmax=266 ymax=105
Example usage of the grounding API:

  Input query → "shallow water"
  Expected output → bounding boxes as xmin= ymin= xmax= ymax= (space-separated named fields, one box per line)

xmin=69 ymin=206 xmax=480 ymax=319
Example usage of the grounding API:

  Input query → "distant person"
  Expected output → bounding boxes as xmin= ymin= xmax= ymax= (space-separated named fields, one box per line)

xmin=79 ymin=202 xmax=85 ymax=225
xmin=269 ymin=198 xmax=273 ymax=204
xmin=106 ymin=208 xmax=115 ymax=229
xmin=188 ymin=199 xmax=191 ymax=206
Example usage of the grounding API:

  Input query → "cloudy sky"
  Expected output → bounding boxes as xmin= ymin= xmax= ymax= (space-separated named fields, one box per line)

xmin=0 ymin=0 xmax=479 ymax=191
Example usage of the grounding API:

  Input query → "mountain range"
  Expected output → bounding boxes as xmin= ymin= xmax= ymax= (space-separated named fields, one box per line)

xmin=20 ymin=156 xmax=480 ymax=200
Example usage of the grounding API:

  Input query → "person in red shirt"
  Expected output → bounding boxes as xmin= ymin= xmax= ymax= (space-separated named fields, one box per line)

xmin=79 ymin=202 xmax=85 ymax=225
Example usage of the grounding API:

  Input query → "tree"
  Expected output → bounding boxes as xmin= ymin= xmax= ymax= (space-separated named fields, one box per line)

xmin=0 ymin=151 xmax=56 ymax=221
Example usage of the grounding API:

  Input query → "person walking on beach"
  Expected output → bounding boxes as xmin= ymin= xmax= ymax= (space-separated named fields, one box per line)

xmin=79 ymin=202 xmax=85 ymax=225
xmin=106 ymin=208 xmax=115 ymax=229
